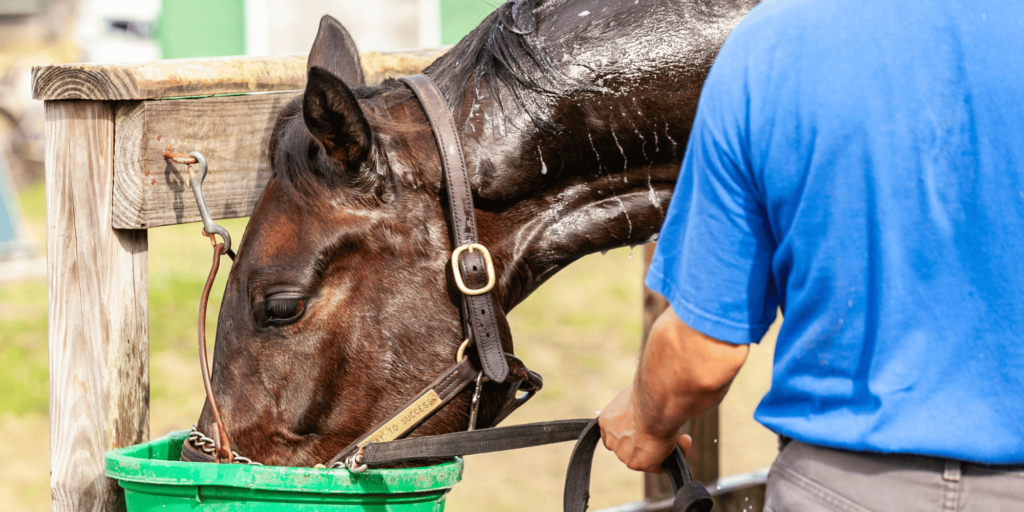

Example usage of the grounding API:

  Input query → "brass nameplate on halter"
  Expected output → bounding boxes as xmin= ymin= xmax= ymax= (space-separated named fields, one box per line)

xmin=357 ymin=389 xmax=442 ymax=447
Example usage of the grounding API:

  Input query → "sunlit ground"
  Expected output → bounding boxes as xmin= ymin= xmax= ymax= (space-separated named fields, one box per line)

xmin=0 ymin=182 xmax=777 ymax=512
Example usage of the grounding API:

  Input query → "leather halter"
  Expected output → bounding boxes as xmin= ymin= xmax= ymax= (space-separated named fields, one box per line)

xmin=400 ymin=74 xmax=509 ymax=384
xmin=182 ymin=74 xmax=541 ymax=467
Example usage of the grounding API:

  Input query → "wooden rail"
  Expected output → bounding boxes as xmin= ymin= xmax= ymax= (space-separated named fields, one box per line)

xmin=111 ymin=92 xmax=297 ymax=228
xmin=35 ymin=50 xmax=440 ymax=512
xmin=32 ymin=49 xmax=444 ymax=100
xmin=35 ymin=49 xmax=444 ymax=230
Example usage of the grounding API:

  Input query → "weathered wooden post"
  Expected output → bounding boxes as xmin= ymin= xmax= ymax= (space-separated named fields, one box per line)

xmin=44 ymin=98 xmax=149 ymax=512
xmin=33 ymin=50 xmax=441 ymax=512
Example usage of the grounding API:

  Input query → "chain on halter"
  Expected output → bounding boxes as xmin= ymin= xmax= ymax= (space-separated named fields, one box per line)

xmin=187 ymin=426 xmax=261 ymax=465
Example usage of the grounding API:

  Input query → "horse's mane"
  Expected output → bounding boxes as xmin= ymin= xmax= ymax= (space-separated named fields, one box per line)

xmin=429 ymin=0 xmax=584 ymax=131
xmin=359 ymin=0 xmax=588 ymax=132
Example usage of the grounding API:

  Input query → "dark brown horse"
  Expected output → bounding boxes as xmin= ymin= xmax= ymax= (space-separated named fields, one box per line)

xmin=197 ymin=0 xmax=757 ymax=467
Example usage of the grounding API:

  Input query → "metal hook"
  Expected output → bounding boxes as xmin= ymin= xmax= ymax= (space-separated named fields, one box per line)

xmin=188 ymin=151 xmax=235 ymax=260
xmin=467 ymin=370 xmax=485 ymax=431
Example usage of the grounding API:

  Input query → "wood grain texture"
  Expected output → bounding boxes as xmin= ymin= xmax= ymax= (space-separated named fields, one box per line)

xmin=641 ymin=243 xmax=720 ymax=499
xmin=33 ymin=49 xmax=445 ymax=100
xmin=46 ymin=101 xmax=149 ymax=512
xmin=107 ymin=49 xmax=444 ymax=229
xmin=112 ymin=92 xmax=298 ymax=229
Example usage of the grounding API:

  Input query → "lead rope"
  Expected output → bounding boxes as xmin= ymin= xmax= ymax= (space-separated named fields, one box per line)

xmin=169 ymin=149 xmax=238 ymax=463
xmin=197 ymin=237 xmax=233 ymax=463
xmin=354 ymin=418 xmax=713 ymax=512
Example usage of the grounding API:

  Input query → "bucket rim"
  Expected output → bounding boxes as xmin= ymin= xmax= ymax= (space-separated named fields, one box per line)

xmin=105 ymin=430 xmax=463 ymax=495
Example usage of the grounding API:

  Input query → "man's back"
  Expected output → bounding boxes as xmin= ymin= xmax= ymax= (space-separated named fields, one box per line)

xmin=646 ymin=0 xmax=1024 ymax=463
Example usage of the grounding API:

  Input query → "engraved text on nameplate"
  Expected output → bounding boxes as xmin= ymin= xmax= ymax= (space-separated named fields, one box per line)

xmin=358 ymin=389 xmax=442 ymax=447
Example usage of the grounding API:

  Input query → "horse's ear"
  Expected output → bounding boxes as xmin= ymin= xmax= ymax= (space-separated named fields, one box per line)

xmin=308 ymin=15 xmax=365 ymax=88
xmin=303 ymin=66 xmax=372 ymax=172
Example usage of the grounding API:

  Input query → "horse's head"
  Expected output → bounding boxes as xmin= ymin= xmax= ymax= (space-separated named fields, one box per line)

xmin=198 ymin=0 xmax=756 ymax=466
xmin=197 ymin=16 xmax=518 ymax=466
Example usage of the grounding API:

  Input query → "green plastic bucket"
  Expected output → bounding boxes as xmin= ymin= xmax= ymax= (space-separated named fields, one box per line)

xmin=105 ymin=431 xmax=463 ymax=511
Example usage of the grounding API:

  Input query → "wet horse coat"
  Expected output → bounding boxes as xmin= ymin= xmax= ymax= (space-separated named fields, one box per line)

xmin=198 ymin=0 xmax=758 ymax=467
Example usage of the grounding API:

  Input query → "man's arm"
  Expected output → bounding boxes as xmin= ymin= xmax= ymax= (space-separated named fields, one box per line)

xmin=599 ymin=306 xmax=749 ymax=473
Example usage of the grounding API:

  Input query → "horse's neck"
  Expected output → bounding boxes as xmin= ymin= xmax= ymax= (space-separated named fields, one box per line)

xmin=424 ymin=0 xmax=758 ymax=308
xmin=456 ymin=84 xmax=693 ymax=310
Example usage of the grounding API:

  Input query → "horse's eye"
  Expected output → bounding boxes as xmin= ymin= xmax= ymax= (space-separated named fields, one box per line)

xmin=265 ymin=295 xmax=306 ymax=324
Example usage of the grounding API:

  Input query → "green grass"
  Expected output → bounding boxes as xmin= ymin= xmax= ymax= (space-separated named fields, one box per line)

xmin=0 ymin=281 xmax=48 ymax=415
xmin=0 ymin=181 xmax=47 ymax=416
xmin=0 ymin=182 xmax=247 ymax=417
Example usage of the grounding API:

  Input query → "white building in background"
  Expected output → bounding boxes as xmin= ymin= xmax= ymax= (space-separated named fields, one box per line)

xmin=245 ymin=0 xmax=442 ymax=56
xmin=75 ymin=0 xmax=162 ymax=63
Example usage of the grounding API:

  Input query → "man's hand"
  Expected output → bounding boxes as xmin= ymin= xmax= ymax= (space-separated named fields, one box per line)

xmin=599 ymin=385 xmax=692 ymax=473
xmin=599 ymin=307 xmax=749 ymax=474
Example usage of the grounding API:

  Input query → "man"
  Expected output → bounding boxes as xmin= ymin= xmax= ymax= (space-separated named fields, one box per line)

xmin=599 ymin=0 xmax=1024 ymax=509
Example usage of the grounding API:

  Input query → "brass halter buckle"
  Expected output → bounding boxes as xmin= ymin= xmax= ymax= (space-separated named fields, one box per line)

xmin=451 ymin=243 xmax=496 ymax=295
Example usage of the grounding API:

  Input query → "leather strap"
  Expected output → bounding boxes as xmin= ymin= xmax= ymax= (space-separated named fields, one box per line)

xmin=398 ymin=74 xmax=510 ymax=384
xmin=326 ymin=357 xmax=480 ymax=467
xmin=563 ymin=420 xmax=712 ymax=512
xmin=181 ymin=437 xmax=215 ymax=463
xmin=361 ymin=419 xmax=593 ymax=466
xmin=356 ymin=418 xmax=714 ymax=512
xmin=198 ymin=242 xmax=233 ymax=462
xmin=488 ymin=354 xmax=543 ymax=427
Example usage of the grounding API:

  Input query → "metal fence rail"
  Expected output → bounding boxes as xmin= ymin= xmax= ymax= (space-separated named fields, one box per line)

xmin=594 ymin=468 xmax=769 ymax=512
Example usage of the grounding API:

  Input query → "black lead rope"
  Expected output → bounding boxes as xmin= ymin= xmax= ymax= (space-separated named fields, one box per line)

xmin=359 ymin=418 xmax=714 ymax=512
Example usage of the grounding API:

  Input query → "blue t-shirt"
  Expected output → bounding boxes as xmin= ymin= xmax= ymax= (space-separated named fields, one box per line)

xmin=646 ymin=0 xmax=1024 ymax=464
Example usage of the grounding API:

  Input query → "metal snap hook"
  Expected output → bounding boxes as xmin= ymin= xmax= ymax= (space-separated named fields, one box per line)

xmin=345 ymin=450 xmax=368 ymax=473
xmin=187 ymin=151 xmax=236 ymax=260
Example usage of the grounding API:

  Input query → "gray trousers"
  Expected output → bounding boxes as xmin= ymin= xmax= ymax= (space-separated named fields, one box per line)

xmin=764 ymin=440 xmax=1024 ymax=512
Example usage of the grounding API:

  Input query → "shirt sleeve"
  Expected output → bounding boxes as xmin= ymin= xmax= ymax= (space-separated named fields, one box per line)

xmin=646 ymin=43 xmax=779 ymax=345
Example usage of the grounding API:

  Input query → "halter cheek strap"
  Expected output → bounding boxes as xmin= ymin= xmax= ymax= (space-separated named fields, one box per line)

xmin=398 ymin=74 xmax=510 ymax=385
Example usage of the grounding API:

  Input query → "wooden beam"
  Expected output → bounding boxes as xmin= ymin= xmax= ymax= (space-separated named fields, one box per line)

xmin=361 ymin=49 xmax=446 ymax=87
xmin=32 ymin=49 xmax=445 ymax=101
xmin=95 ymin=50 xmax=444 ymax=229
xmin=641 ymin=243 xmax=720 ymax=501
xmin=46 ymin=101 xmax=149 ymax=512
xmin=112 ymin=92 xmax=298 ymax=229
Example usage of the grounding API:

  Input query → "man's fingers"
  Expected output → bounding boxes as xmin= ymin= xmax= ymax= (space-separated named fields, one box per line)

xmin=641 ymin=436 xmax=692 ymax=474
xmin=677 ymin=434 xmax=693 ymax=458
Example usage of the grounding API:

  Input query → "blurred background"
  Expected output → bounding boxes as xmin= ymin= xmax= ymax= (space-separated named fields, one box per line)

xmin=0 ymin=0 xmax=779 ymax=510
